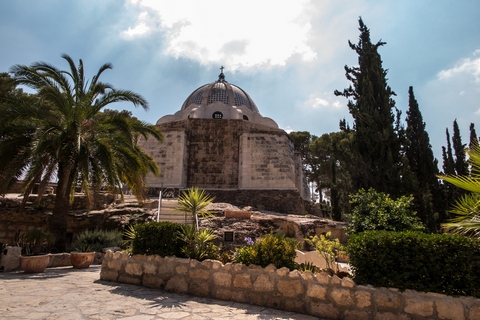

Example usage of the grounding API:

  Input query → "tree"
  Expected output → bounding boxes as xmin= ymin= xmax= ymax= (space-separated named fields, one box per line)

xmin=334 ymin=18 xmax=411 ymax=198
xmin=440 ymin=145 xmax=480 ymax=238
xmin=0 ymin=54 xmax=163 ymax=251
xmin=175 ymin=187 xmax=214 ymax=228
xmin=452 ymin=119 xmax=468 ymax=177
xmin=469 ymin=123 xmax=479 ymax=149
xmin=404 ymin=86 xmax=443 ymax=230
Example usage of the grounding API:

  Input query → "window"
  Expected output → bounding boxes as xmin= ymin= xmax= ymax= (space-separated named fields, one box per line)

xmin=212 ymin=111 xmax=223 ymax=119
xmin=243 ymin=115 xmax=249 ymax=120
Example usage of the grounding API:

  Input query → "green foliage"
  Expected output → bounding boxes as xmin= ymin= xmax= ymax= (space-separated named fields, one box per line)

xmin=334 ymin=18 xmax=412 ymax=198
xmin=347 ymin=230 xmax=480 ymax=297
xmin=129 ymin=222 xmax=183 ymax=257
xmin=0 ymin=54 xmax=162 ymax=251
xmin=440 ymin=145 xmax=480 ymax=237
xmin=23 ymin=229 xmax=55 ymax=255
xmin=175 ymin=187 xmax=214 ymax=227
xmin=345 ymin=188 xmax=425 ymax=235
xmin=296 ymin=261 xmax=319 ymax=274
xmin=176 ymin=225 xmax=219 ymax=261
xmin=305 ymin=232 xmax=344 ymax=271
xmin=233 ymin=233 xmax=298 ymax=270
xmin=72 ymin=229 xmax=123 ymax=252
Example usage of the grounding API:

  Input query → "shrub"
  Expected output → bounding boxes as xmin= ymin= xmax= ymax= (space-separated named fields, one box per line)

xmin=72 ymin=229 xmax=123 ymax=252
xmin=233 ymin=233 xmax=298 ymax=270
xmin=129 ymin=222 xmax=183 ymax=257
xmin=305 ymin=232 xmax=344 ymax=272
xmin=176 ymin=225 xmax=219 ymax=261
xmin=345 ymin=188 xmax=425 ymax=235
xmin=347 ymin=230 xmax=480 ymax=297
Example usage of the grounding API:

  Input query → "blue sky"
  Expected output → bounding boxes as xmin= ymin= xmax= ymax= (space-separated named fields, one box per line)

xmin=1 ymin=0 xmax=480 ymax=163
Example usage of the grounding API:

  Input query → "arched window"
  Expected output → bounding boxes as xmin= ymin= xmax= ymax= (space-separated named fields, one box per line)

xmin=212 ymin=111 xmax=223 ymax=119
xmin=243 ymin=115 xmax=249 ymax=120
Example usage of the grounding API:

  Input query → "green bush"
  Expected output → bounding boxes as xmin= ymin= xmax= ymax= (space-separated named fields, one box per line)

xmin=129 ymin=222 xmax=183 ymax=257
xmin=73 ymin=229 xmax=123 ymax=252
xmin=233 ymin=233 xmax=298 ymax=270
xmin=345 ymin=188 xmax=425 ymax=235
xmin=176 ymin=225 xmax=219 ymax=261
xmin=347 ymin=230 xmax=480 ymax=297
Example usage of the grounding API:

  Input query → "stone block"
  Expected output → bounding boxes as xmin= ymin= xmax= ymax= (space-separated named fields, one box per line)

xmin=301 ymin=270 xmax=314 ymax=281
xmin=329 ymin=287 xmax=354 ymax=307
xmin=375 ymin=290 xmax=402 ymax=310
xmin=315 ymin=272 xmax=330 ymax=285
xmin=125 ymin=262 xmax=143 ymax=276
xmin=310 ymin=302 xmax=340 ymax=320
xmin=404 ymin=297 xmax=434 ymax=317
xmin=174 ymin=263 xmax=188 ymax=276
xmin=246 ymin=292 xmax=266 ymax=306
xmin=165 ymin=276 xmax=188 ymax=293
xmin=212 ymin=272 xmax=232 ymax=287
xmin=355 ymin=290 xmax=372 ymax=309
xmin=276 ymin=267 xmax=289 ymax=277
xmin=264 ymin=264 xmax=276 ymax=273
xmin=277 ymin=280 xmax=304 ymax=297
xmin=436 ymin=299 xmax=465 ymax=320
xmin=233 ymin=273 xmax=252 ymax=289
xmin=189 ymin=267 xmax=210 ymax=280
xmin=288 ymin=269 xmax=301 ymax=279
xmin=189 ymin=281 xmax=210 ymax=297
xmin=142 ymin=274 xmax=165 ymax=289
xmin=341 ymin=277 xmax=355 ymax=288
xmin=99 ymin=269 xmax=118 ymax=282
xmin=143 ymin=262 xmax=158 ymax=275
xmin=284 ymin=299 xmax=306 ymax=314
xmin=266 ymin=294 xmax=283 ymax=310
xmin=469 ymin=304 xmax=480 ymax=320
xmin=306 ymin=283 xmax=327 ymax=300
xmin=214 ymin=288 xmax=233 ymax=301
xmin=253 ymin=274 xmax=274 ymax=292
xmin=118 ymin=275 xmax=142 ymax=285
xmin=107 ymin=258 xmax=123 ymax=271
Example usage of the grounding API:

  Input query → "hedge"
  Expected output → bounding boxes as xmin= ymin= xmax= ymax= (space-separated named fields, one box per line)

xmin=347 ymin=230 xmax=480 ymax=297
xmin=131 ymin=222 xmax=184 ymax=257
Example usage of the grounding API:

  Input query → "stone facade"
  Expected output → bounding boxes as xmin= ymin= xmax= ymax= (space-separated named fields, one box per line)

xmin=101 ymin=252 xmax=480 ymax=320
xmin=140 ymin=118 xmax=310 ymax=214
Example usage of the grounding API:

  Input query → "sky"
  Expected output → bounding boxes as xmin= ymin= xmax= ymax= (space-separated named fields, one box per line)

xmin=1 ymin=0 xmax=480 ymax=164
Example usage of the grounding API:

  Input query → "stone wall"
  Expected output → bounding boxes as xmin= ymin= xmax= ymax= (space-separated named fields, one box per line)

xmin=204 ymin=189 xmax=305 ymax=214
xmin=100 ymin=252 xmax=480 ymax=320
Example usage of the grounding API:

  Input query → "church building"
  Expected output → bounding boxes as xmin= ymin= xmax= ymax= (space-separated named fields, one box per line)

xmin=139 ymin=69 xmax=310 ymax=214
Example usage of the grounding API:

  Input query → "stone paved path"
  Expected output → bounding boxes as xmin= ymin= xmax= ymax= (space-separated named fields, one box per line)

xmin=0 ymin=266 xmax=324 ymax=320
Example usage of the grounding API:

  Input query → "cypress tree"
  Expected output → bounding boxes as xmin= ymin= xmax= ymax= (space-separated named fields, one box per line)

xmin=452 ymin=119 xmax=468 ymax=176
xmin=334 ymin=18 xmax=410 ymax=198
xmin=469 ymin=123 xmax=478 ymax=149
xmin=405 ymin=86 xmax=442 ymax=230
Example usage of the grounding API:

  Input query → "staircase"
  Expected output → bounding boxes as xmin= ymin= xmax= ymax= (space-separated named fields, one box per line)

xmin=156 ymin=199 xmax=194 ymax=224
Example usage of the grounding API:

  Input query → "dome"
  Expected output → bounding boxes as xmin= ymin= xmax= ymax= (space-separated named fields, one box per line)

xmin=181 ymin=70 xmax=259 ymax=113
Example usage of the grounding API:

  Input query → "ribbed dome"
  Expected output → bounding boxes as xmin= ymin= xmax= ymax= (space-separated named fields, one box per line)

xmin=181 ymin=71 xmax=259 ymax=113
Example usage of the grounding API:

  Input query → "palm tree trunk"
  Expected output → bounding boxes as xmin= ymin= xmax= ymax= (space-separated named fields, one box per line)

xmin=49 ymin=163 xmax=74 ymax=252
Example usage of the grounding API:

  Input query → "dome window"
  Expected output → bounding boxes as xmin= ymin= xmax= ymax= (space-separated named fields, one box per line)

xmin=212 ymin=111 xmax=223 ymax=119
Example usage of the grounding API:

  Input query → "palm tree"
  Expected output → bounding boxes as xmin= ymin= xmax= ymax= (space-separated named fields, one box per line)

xmin=175 ymin=187 xmax=214 ymax=228
xmin=439 ymin=145 xmax=480 ymax=237
xmin=0 ymin=54 xmax=163 ymax=251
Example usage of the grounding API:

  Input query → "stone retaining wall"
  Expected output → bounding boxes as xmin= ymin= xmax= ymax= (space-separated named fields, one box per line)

xmin=100 ymin=251 xmax=480 ymax=320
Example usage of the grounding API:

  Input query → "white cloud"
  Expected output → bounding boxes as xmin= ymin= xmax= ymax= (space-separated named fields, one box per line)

xmin=124 ymin=0 xmax=316 ymax=69
xmin=122 ymin=12 xmax=152 ymax=38
xmin=437 ymin=49 xmax=480 ymax=83
xmin=305 ymin=93 xmax=343 ymax=109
